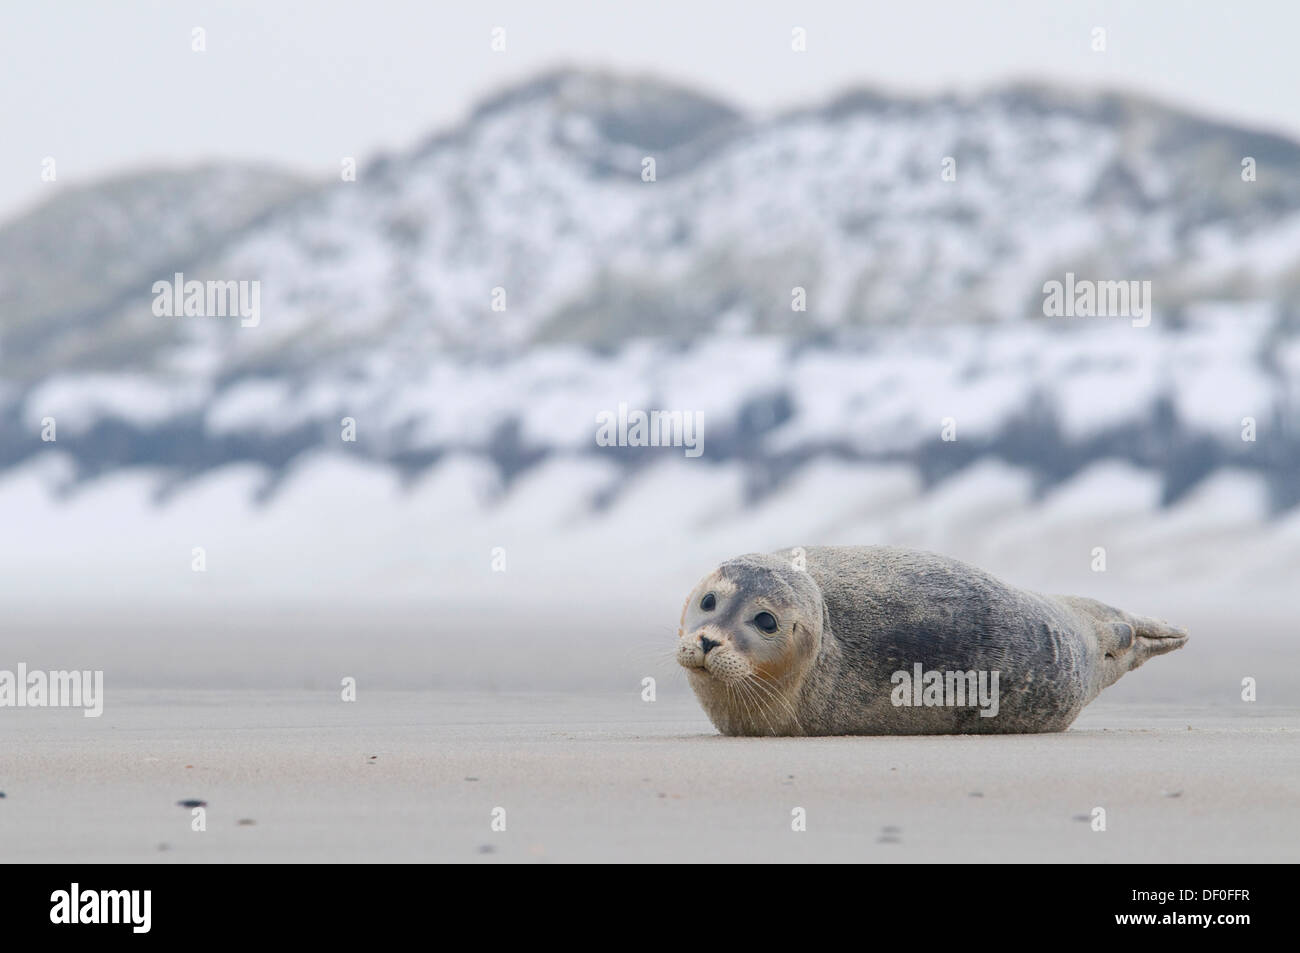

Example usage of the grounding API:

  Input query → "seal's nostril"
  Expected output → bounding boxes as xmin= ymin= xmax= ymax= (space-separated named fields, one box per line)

xmin=700 ymin=636 xmax=721 ymax=655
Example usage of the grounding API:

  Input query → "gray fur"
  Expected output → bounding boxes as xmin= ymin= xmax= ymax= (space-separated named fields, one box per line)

xmin=676 ymin=546 xmax=1188 ymax=735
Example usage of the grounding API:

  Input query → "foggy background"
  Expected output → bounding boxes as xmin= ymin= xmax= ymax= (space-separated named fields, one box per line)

xmin=2 ymin=2 xmax=1297 ymax=697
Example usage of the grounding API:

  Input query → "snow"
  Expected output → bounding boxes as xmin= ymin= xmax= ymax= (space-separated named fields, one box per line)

xmin=3 ymin=77 xmax=1299 ymax=614
xmin=24 ymin=374 xmax=210 ymax=434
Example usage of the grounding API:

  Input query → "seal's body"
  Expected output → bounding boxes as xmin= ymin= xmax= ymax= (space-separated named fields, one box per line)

xmin=677 ymin=546 xmax=1188 ymax=736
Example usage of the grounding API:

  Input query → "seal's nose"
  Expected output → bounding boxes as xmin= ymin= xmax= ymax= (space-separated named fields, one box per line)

xmin=700 ymin=635 xmax=721 ymax=655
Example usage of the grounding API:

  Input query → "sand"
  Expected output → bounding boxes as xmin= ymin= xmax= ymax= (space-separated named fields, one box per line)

xmin=1 ymin=689 xmax=1297 ymax=863
xmin=3 ymin=603 xmax=1296 ymax=862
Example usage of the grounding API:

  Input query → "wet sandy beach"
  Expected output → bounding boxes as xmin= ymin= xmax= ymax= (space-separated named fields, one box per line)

xmin=1 ymin=690 xmax=1295 ymax=863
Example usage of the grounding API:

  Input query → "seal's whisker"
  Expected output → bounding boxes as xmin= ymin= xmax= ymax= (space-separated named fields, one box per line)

xmin=729 ymin=679 xmax=755 ymax=734
xmin=736 ymin=676 xmax=780 ymax=737
xmin=741 ymin=682 xmax=774 ymax=738
xmin=626 ymin=647 xmax=681 ymax=668
xmin=729 ymin=680 xmax=761 ymax=736
xmin=754 ymin=676 xmax=790 ymax=738
xmin=746 ymin=674 xmax=803 ymax=734
xmin=624 ymin=632 xmax=685 ymax=669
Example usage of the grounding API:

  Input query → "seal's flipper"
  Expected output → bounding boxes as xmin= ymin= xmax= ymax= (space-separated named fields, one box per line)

xmin=1059 ymin=595 xmax=1189 ymax=681
xmin=1128 ymin=615 xmax=1189 ymax=665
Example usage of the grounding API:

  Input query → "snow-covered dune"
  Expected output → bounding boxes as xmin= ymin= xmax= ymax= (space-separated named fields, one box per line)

xmin=1 ymin=71 xmax=1297 ymax=621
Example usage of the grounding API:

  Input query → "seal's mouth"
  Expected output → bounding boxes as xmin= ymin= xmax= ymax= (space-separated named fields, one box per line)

xmin=676 ymin=647 xmax=707 ymax=671
xmin=695 ymin=652 xmax=754 ymax=683
xmin=678 ymin=632 xmax=754 ymax=682
xmin=678 ymin=649 xmax=730 ymax=680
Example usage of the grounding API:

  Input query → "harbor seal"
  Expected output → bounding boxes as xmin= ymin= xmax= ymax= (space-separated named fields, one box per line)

xmin=676 ymin=546 xmax=1188 ymax=735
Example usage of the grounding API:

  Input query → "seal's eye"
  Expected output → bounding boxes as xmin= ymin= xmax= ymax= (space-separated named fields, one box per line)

xmin=700 ymin=593 xmax=716 ymax=612
xmin=753 ymin=612 xmax=778 ymax=634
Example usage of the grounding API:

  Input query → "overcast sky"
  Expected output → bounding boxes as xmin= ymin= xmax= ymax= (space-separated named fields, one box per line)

xmin=2 ymin=0 xmax=1296 ymax=222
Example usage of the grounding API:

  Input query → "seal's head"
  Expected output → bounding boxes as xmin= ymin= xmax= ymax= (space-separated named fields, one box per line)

xmin=677 ymin=553 xmax=825 ymax=735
